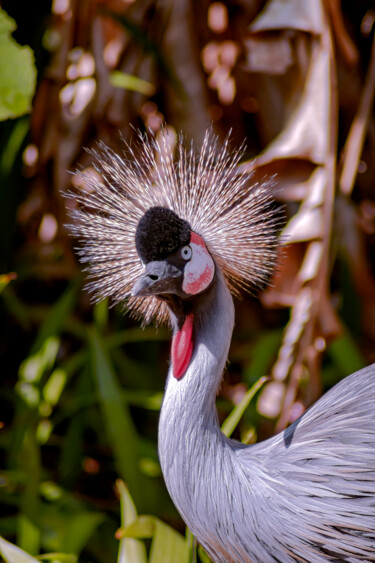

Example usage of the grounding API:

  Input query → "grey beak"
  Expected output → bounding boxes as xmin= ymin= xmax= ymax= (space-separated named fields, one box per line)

xmin=132 ymin=260 xmax=183 ymax=297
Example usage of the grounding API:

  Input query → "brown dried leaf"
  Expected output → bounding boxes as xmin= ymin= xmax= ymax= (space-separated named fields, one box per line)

xmin=249 ymin=0 xmax=324 ymax=35
xmin=256 ymin=41 xmax=330 ymax=165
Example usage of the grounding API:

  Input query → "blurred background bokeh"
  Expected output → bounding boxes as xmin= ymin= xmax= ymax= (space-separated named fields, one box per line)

xmin=1 ymin=1 xmax=375 ymax=561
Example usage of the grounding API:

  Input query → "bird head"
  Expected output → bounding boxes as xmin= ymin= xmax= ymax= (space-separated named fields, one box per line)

xmin=132 ymin=206 xmax=216 ymax=379
xmin=132 ymin=206 xmax=215 ymax=301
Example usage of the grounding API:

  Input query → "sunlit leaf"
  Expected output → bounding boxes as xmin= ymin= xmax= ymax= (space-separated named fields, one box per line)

xmin=221 ymin=377 xmax=268 ymax=437
xmin=43 ymin=369 xmax=67 ymax=406
xmin=149 ymin=518 xmax=189 ymax=563
xmin=19 ymin=337 xmax=60 ymax=384
xmin=36 ymin=554 xmax=77 ymax=562
xmin=0 ymin=537 xmax=39 ymax=563
xmin=198 ymin=545 xmax=213 ymax=563
xmin=119 ymin=516 xmax=189 ymax=563
xmin=117 ymin=481 xmax=147 ymax=563
xmin=0 ymin=8 xmax=36 ymax=120
xmin=109 ymin=72 xmax=155 ymax=96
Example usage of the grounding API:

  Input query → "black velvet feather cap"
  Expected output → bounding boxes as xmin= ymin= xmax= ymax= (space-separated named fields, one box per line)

xmin=135 ymin=206 xmax=192 ymax=263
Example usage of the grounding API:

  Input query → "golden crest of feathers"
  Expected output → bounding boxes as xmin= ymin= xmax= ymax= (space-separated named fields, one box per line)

xmin=68 ymin=129 xmax=280 ymax=325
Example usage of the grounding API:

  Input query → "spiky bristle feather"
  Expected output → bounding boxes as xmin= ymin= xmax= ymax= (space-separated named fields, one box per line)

xmin=68 ymin=129 xmax=281 ymax=325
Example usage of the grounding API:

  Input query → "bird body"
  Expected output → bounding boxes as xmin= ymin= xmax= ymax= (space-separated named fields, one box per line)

xmin=70 ymin=130 xmax=375 ymax=562
xmin=159 ymin=268 xmax=375 ymax=562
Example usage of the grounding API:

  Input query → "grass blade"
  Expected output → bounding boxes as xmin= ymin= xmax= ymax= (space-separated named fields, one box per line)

xmin=87 ymin=327 xmax=142 ymax=505
xmin=221 ymin=376 xmax=268 ymax=438
xmin=0 ymin=536 xmax=39 ymax=563
xmin=117 ymin=481 xmax=147 ymax=563
xmin=119 ymin=516 xmax=189 ymax=563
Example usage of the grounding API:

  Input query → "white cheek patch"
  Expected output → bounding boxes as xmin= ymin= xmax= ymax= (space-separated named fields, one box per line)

xmin=182 ymin=232 xmax=215 ymax=295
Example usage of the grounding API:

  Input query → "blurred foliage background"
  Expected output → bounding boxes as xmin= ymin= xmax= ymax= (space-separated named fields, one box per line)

xmin=1 ymin=0 xmax=375 ymax=561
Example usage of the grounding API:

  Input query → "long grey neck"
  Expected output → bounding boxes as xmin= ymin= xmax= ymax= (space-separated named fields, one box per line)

xmin=161 ymin=270 xmax=234 ymax=429
xmin=158 ymin=271 xmax=236 ymax=545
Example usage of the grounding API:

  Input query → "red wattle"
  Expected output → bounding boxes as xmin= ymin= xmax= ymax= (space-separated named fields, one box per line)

xmin=171 ymin=313 xmax=194 ymax=379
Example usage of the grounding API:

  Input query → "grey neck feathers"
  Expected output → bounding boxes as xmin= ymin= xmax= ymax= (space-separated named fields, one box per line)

xmin=161 ymin=269 xmax=234 ymax=423
xmin=158 ymin=270 xmax=238 ymax=556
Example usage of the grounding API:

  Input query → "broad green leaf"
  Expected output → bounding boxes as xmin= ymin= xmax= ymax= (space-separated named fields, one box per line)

xmin=0 ymin=537 xmax=39 ymax=563
xmin=119 ymin=516 xmax=155 ymax=539
xmin=17 ymin=429 xmax=41 ymax=554
xmin=60 ymin=512 xmax=105 ymax=554
xmin=121 ymin=390 xmax=163 ymax=411
xmin=117 ymin=481 xmax=147 ymax=563
xmin=243 ymin=329 xmax=282 ymax=385
xmin=93 ymin=299 xmax=109 ymax=331
xmin=0 ymin=9 xmax=36 ymax=120
xmin=32 ymin=281 xmax=80 ymax=353
xmin=87 ymin=327 xmax=141 ymax=503
xmin=19 ymin=337 xmax=60 ymax=384
xmin=149 ymin=519 xmax=189 ymax=563
xmin=0 ymin=117 xmax=29 ymax=175
xmin=221 ymin=376 xmax=268 ymax=438
xmin=198 ymin=545 xmax=213 ymax=563
xmin=120 ymin=516 xmax=189 ymax=563
xmin=328 ymin=330 xmax=365 ymax=377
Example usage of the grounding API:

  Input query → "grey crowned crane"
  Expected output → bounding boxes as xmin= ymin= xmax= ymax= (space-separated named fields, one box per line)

xmin=70 ymin=131 xmax=375 ymax=563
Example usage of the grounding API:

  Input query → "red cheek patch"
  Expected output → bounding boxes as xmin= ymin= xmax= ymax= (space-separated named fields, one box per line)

xmin=182 ymin=233 xmax=215 ymax=295
xmin=171 ymin=313 xmax=194 ymax=379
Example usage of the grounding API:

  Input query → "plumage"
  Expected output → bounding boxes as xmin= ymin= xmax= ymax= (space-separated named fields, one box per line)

xmin=69 ymin=129 xmax=375 ymax=563
xmin=69 ymin=129 xmax=279 ymax=324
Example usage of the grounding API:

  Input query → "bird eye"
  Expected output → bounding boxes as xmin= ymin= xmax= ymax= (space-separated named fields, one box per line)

xmin=181 ymin=245 xmax=192 ymax=261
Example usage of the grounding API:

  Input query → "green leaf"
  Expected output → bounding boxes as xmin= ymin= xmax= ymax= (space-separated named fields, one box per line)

xmin=0 ymin=537 xmax=39 ymax=563
xmin=197 ymin=545 xmax=213 ymax=563
xmin=221 ymin=376 xmax=268 ymax=438
xmin=120 ymin=516 xmax=189 ymax=563
xmin=117 ymin=481 xmax=147 ymax=563
xmin=93 ymin=299 xmax=109 ymax=331
xmin=328 ymin=330 xmax=365 ymax=377
xmin=149 ymin=519 xmax=189 ymax=563
xmin=32 ymin=281 xmax=80 ymax=354
xmin=243 ymin=329 xmax=282 ymax=385
xmin=106 ymin=326 xmax=168 ymax=348
xmin=19 ymin=337 xmax=60 ymax=384
xmin=0 ymin=8 xmax=36 ymax=120
xmin=87 ymin=327 xmax=141 ymax=503
xmin=60 ymin=512 xmax=105 ymax=554
xmin=0 ymin=272 xmax=17 ymax=293
xmin=43 ymin=368 xmax=67 ymax=406
xmin=17 ymin=429 xmax=41 ymax=554
xmin=36 ymin=554 xmax=77 ymax=562
xmin=109 ymin=72 xmax=155 ymax=96
xmin=0 ymin=117 xmax=29 ymax=175
xmin=120 ymin=516 xmax=155 ymax=539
